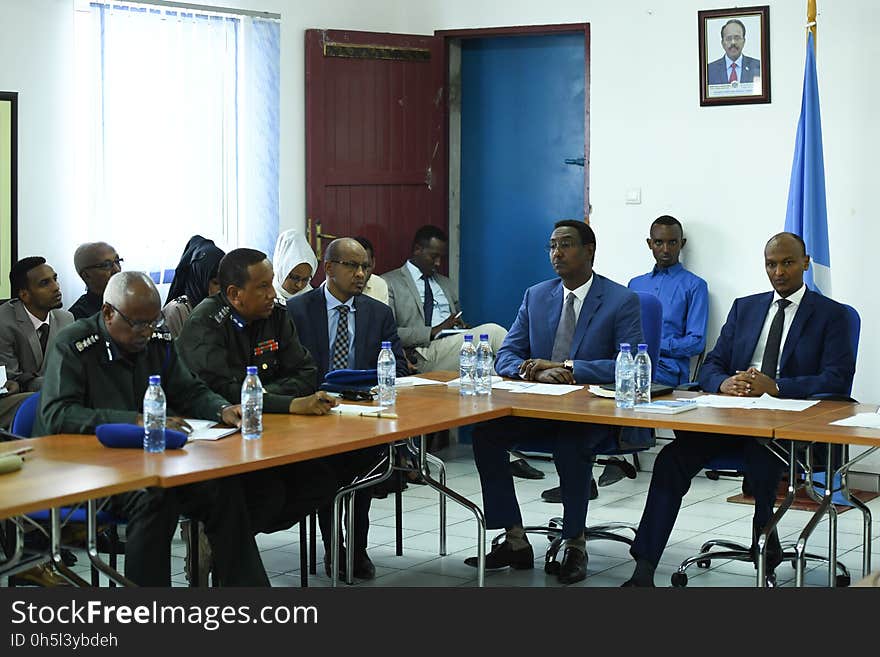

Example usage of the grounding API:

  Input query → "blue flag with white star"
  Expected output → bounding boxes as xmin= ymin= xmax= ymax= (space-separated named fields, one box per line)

xmin=784 ymin=32 xmax=830 ymax=294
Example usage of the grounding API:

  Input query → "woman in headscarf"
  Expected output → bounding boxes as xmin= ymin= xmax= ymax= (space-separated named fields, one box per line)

xmin=162 ymin=235 xmax=225 ymax=337
xmin=272 ymin=228 xmax=318 ymax=301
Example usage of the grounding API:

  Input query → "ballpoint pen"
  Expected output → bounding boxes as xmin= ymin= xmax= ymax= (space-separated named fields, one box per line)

xmin=360 ymin=410 xmax=398 ymax=419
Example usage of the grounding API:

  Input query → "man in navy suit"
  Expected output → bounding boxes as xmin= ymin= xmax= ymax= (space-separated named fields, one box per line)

xmin=288 ymin=238 xmax=408 ymax=580
xmin=707 ymin=19 xmax=761 ymax=85
xmin=624 ymin=232 xmax=855 ymax=586
xmin=464 ymin=220 xmax=650 ymax=585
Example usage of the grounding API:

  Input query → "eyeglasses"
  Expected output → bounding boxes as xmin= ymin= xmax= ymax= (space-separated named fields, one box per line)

xmin=109 ymin=304 xmax=165 ymax=332
xmin=329 ymin=260 xmax=371 ymax=273
xmin=722 ymin=35 xmax=744 ymax=44
xmin=544 ymin=240 xmax=578 ymax=253
xmin=82 ymin=256 xmax=124 ymax=272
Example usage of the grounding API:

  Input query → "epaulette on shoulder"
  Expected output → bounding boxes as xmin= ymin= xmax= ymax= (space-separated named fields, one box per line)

xmin=170 ymin=295 xmax=189 ymax=305
xmin=212 ymin=305 xmax=232 ymax=325
xmin=73 ymin=333 xmax=101 ymax=353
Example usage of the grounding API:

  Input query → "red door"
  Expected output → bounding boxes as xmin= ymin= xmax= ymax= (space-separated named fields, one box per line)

xmin=305 ymin=29 xmax=446 ymax=280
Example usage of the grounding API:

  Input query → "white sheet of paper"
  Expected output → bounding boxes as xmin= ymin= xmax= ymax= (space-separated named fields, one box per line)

xmin=183 ymin=419 xmax=239 ymax=441
xmin=587 ymin=385 xmax=616 ymax=399
xmin=435 ymin=328 xmax=469 ymax=339
xmin=396 ymin=376 xmax=446 ymax=387
xmin=0 ymin=365 xmax=6 ymax=394
xmin=329 ymin=404 xmax=389 ymax=416
xmin=447 ymin=376 xmax=503 ymax=387
xmin=683 ymin=394 xmax=818 ymax=412
xmin=494 ymin=381 xmax=582 ymax=396
xmin=830 ymin=413 xmax=880 ymax=429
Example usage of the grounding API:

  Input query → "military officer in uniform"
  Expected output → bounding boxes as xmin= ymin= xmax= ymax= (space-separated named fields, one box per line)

xmin=177 ymin=248 xmax=341 ymax=538
xmin=35 ymin=271 xmax=270 ymax=587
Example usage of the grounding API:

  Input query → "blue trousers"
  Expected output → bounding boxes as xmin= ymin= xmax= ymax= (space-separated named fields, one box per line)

xmin=630 ymin=431 xmax=785 ymax=566
xmin=472 ymin=417 xmax=614 ymax=540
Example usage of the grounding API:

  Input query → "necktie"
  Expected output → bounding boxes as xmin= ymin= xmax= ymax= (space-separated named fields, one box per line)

xmin=550 ymin=293 xmax=576 ymax=363
xmin=38 ymin=324 xmax=50 ymax=357
xmin=331 ymin=305 xmax=350 ymax=371
xmin=729 ymin=62 xmax=738 ymax=83
xmin=422 ymin=274 xmax=434 ymax=327
xmin=759 ymin=299 xmax=792 ymax=378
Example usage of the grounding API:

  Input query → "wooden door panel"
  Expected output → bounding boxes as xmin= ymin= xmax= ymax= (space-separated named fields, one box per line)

xmin=306 ymin=29 xmax=445 ymax=278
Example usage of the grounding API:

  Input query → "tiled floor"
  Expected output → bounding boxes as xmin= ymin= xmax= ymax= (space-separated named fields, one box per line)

xmin=19 ymin=443 xmax=880 ymax=588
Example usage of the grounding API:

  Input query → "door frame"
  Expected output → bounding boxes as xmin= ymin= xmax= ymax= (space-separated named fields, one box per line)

xmin=435 ymin=24 xmax=591 ymax=285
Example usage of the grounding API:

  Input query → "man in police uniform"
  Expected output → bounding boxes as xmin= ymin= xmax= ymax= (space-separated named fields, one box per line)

xmin=68 ymin=242 xmax=123 ymax=320
xmin=35 ymin=271 xmax=270 ymax=587
xmin=177 ymin=248 xmax=340 ymax=539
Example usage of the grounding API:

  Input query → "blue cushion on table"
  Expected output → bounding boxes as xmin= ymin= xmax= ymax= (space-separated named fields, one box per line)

xmin=96 ymin=423 xmax=188 ymax=449
xmin=323 ymin=369 xmax=377 ymax=386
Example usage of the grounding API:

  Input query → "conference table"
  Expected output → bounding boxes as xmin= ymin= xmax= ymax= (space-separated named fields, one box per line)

xmin=1 ymin=379 xmax=876 ymax=588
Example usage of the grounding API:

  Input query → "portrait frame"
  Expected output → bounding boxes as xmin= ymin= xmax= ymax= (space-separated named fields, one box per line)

xmin=698 ymin=6 xmax=771 ymax=107
xmin=0 ymin=91 xmax=17 ymax=299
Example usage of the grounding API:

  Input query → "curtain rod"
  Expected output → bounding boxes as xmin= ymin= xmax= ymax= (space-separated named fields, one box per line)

xmin=103 ymin=0 xmax=280 ymax=20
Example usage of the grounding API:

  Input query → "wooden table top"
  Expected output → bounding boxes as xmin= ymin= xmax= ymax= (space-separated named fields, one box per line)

xmin=0 ymin=435 xmax=158 ymax=517
xmin=774 ymin=404 xmax=880 ymax=446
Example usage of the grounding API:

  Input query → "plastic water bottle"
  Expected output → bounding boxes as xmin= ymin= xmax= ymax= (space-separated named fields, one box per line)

xmin=377 ymin=340 xmax=397 ymax=407
xmin=634 ymin=343 xmax=652 ymax=406
xmin=241 ymin=365 xmax=264 ymax=440
xmin=143 ymin=375 xmax=166 ymax=453
xmin=614 ymin=343 xmax=635 ymax=409
xmin=459 ymin=335 xmax=476 ymax=396
xmin=475 ymin=334 xmax=493 ymax=396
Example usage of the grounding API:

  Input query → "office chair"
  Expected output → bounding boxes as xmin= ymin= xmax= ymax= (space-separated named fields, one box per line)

xmin=7 ymin=393 xmax=125 ymax=587
xmin=497 ymin=292 xmax=663 ymax=574
xmin=670 ymin=304 xmax=862 ymax=588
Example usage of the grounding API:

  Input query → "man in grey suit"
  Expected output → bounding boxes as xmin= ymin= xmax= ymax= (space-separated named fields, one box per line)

xmin=384 ymin=225 xmax=506 ymax=373
xmin=0 ymin=257 xmax=74 ymax=427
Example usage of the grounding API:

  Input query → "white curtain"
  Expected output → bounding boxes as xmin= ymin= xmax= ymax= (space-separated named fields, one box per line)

xmin=74 ymin=2 xmax=280 ymax=289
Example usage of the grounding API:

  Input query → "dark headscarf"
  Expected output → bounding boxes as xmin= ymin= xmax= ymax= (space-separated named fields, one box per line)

xmin=165 ymin=235 xmax=225 ymax=307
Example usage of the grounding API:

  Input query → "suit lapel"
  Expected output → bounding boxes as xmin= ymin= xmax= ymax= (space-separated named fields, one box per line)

xmin=311 ymin=290 xmax=331 ymax=372
xmin=398 ymin=266 xmax=426 ymax=323
xmin=779 ymin=290 xmax=815 ymax=372
xmin=545 ymin=282 xmax=563 ymax=353
xmin=353 ymin=295 xmax=369 ymax=368
xmin=570 ymin=275 xmax=603 ymax=357
xmin=15 ymin=302 xmax=43 ymax=369
xmin=736 ymin=292 xmax=774 ymax=370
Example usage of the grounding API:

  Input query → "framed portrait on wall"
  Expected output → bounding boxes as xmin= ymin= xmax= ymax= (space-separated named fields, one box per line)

xmin=0 ymin=91 xmax=17 ymax=299
xmin=698 ymin=6 xmax=771 ymax=107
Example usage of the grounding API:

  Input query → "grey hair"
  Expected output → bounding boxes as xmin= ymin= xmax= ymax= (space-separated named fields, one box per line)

xmin=103 ymin=271 xmax=160 ymax=306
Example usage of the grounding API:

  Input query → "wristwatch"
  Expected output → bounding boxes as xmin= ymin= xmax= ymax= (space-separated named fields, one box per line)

xmin=562 ymin=360 xmax=574 ymax=372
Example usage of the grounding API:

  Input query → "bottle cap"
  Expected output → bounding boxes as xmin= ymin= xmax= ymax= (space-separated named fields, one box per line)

xmin=148 ymin=375 xmax=161 ymax=385
xmin=381 ymin=341 xmax=391 ymax=349
xmin=619 ymin=343 xmax=631 ymax=351
xmin=464 ymin=334 xmax=474 ymax=341
xmin=480 ymin=334 xmax=489 ymax=341
xmin=637 ymin=343 xmax=648 ymax=350
xmin=246 ymin=365 xmax=257 ymax=375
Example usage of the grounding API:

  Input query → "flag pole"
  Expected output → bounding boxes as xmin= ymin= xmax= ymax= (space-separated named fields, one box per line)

xmin=808 ymin=0 xmax=817 ymax=50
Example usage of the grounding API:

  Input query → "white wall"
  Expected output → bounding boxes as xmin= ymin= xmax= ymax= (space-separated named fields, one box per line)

xmin=3 ymin=0 xmax=878 ymax=467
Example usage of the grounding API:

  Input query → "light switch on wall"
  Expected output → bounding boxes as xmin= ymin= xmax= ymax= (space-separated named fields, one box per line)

xmin=625 ymin=188 xmax=642 ymax=204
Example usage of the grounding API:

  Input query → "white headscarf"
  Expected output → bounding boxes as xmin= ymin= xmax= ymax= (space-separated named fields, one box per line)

xmin=272 ymin=228 xmax=319 ymax=301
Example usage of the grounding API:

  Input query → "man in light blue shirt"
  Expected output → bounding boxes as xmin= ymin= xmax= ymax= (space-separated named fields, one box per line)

xmin=628 ymin=215 xmax=709 ymax=386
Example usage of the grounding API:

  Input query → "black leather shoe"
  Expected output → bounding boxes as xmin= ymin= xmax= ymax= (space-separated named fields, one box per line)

xmin=323 ymin=546 xmax=346 ymax=578
xmin=557 ymin=547 xmax=587 ymax=585
xmin=598 ymin=457 xmax=637 ymax=486
xmin=621 ymin=577 xmax=654 ymax=587
xmin=510 ymin=458 xmax=545 ymax=480
xmin=352 ymin=550 xmax=376 ymax=580
xmin=541 ymin=480 xmax=598 ymax=503
xmin=464 ymin=540 xmax=534 ymax=570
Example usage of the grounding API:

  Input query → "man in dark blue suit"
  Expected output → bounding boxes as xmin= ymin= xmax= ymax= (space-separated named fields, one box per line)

xmin=464 ymin=220 xmax=650 ymax=584
xmin=288 ymin=238 xmax=408 ymax=580
xmin=624 ymin=232 xmax=855 ymax=586
xmin=707 ymin=19 xmax=761 ymax=85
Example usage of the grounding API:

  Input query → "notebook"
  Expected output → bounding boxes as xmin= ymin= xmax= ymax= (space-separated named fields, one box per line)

xmin=598 ymin=382 xmax=674 ymax=397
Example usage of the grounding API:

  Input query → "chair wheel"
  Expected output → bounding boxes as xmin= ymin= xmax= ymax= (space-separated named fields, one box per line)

xmin=545 ymin=561 xmax=560 ymax=575
xmin=706 ymin=472 xmax=720 ymax=481
xmin=671 ymin=572 xmax=688 ymax=587
xmin=696 ymin=559 xmax=710 ymax=569
xmin=836 ymin=575 xmax=851 ymax=587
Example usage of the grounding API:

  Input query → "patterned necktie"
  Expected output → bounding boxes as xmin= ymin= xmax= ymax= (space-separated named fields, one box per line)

xmin=550 ymin=293 xmax=576 ymax=363
xmin=331 ymin=305 xmax=350 ymax=371
xmin=38 ymin=324 xmax=50 ymax=356
xmin=760 ymin=299 xmax=792 ymax=378
xmin=422 ymin=274 xmax=434 ymax=327
xmin=729 ymin=62 xmax=738 ymax=83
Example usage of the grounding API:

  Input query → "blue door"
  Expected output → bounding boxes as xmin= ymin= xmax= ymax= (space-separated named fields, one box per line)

xmin=459 ymin=34 xmax=586 ymax=329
